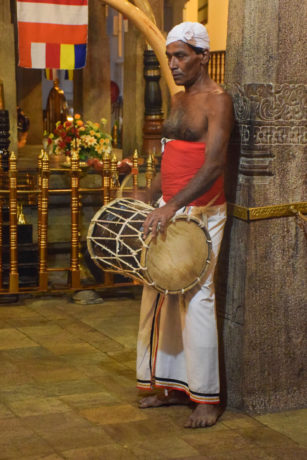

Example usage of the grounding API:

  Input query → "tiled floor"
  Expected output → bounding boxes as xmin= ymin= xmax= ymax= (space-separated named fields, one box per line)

xmin=0 ymin=291 xmax=306 ymax=459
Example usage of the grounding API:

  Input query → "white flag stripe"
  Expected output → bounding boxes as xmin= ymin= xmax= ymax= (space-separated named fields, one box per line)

xmin=17 ymin=3 xmax=88 ymax=26
xmin=31 ymin=42 xmax=46 ymax=68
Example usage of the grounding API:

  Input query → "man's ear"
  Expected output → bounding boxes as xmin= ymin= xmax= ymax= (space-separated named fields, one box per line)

xmin=201 ymin=49 xmax=210 ymax=65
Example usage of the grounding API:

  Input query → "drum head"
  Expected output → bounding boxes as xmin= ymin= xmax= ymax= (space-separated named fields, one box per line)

xmin=142 ymin=216 xmax=211 ymax=294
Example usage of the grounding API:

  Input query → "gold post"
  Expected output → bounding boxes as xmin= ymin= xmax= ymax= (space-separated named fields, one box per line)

xmin=103 ymin=151 xmax=111 ymax=205
xmin=102 ymin=150 xmax=113 ymax=285
xmin=39 ymin=151 xmax=49 ymax=290
xmin=70 ymin=148 xmax=81 ymax=288
xmin=145 ymin=151 xmax=155 ymax=190
xmin=37 ymin=149 xmax=44 ymax=246
xmin=0 ymin=158 xmax=3 ymax=289
xmin=110 ymin=152 xmax=119 ymax=200
xmin=9 ymin=152 xmax=19 ymax=292
xmin=132 ymin=149 xmax=139 ymax=189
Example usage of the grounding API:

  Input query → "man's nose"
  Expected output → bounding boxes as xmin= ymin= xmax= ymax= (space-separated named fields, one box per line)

xmin=169 ymin=56 xmax=178 ymax=69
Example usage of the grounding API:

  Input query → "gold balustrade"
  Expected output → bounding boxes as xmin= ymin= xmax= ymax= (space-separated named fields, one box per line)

xmin=0 ymin=148 xmax=154 ymax=294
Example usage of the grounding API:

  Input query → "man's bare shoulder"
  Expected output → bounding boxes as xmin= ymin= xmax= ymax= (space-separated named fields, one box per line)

xmin=200 ymin=85 xmax=232 ymax=104
xmin=204 ymin=88 xmax=234 ymax=120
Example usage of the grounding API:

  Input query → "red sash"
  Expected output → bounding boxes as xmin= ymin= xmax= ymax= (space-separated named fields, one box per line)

xmin=161 ymin=139 xmax=225 ymax=206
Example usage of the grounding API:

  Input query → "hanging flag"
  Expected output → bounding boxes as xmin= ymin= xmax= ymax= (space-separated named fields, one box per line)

xmin=17 ymin=0 xmax=88 ymax=70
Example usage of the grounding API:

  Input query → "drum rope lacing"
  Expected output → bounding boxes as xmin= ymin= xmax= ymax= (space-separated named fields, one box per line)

xmin=88 ymin=199 xmax=155 ymax=284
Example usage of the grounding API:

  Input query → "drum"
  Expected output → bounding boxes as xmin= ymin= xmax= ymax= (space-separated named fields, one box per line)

xmin=87 ymin=198 xmax=212 ymax=294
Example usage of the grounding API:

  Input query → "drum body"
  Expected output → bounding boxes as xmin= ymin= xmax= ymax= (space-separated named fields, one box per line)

xmin=87 ymin=198 xmax=212 ymax=294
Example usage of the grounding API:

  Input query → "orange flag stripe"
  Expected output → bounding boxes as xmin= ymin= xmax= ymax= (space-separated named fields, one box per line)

xmin=18 ymin=22 xmax=87 ymax=45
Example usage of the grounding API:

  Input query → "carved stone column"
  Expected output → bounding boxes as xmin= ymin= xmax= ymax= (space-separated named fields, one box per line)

xmin=217 ymin=0 xmax=307 ymax=412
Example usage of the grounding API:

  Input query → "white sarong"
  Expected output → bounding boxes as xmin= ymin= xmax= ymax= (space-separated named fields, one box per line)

xmin=137 ymin=201 xmax=226 ymax=404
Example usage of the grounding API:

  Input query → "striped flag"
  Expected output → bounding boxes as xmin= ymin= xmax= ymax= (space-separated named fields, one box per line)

xmin=17 ymin=0 xmax=88 ymax=69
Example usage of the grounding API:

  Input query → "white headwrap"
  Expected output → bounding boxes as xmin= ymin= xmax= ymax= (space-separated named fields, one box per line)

xmin=166 ymin=22 xmax=210 ymax=50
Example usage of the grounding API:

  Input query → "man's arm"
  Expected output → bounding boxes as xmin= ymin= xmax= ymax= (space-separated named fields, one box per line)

xmin=143 ymin=92 xmax=234 ymax=237
xmin=149 ymin=172 xmax=162 ymax=204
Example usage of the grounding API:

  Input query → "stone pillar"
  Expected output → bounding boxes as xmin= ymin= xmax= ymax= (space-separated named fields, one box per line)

xmin=82 ymin=0 xmax=111 ymax=131
xmin=0 ymin=0 xmax=17 ymax=152
xmin=217 ymin=0 xmax=307 ymax=412
xmin=123 ymin=25 xmax=145 ymax=156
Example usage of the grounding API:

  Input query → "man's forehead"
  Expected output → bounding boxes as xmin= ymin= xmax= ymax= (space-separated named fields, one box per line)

xmin=166 ymin=41 xmax=191 ymax=53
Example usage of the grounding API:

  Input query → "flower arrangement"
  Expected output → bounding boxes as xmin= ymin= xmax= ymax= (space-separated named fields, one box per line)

xmin=47 ymin=114 xmax=112 ymax=162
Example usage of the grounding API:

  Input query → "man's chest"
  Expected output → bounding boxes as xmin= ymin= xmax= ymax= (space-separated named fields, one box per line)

xmin=163 ymin=102 xmax=208 ymax=141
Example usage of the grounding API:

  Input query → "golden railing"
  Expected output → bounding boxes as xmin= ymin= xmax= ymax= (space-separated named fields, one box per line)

xmin=209 ymin=50 xmax=226 ymax=85
xmin=0 ymin=149 xmax=155 ymax=295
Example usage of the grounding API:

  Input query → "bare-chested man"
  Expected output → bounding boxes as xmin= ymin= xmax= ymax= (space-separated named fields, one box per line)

xmin=136 ymin=22 xmax=234 ymax=428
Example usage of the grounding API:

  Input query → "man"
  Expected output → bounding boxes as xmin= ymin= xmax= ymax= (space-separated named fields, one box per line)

xmin=136 ymin=22 xmax=234 ymax=428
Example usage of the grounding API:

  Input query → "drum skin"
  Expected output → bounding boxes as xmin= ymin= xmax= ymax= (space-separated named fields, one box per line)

xmin=142 ymin=217 xmax=211 ymax=293
xmin=87 ymin=198 xmax=212 ymax=294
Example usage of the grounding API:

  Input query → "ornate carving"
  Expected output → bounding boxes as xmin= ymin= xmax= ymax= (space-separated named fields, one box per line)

xmin=228 ymin=83 xmax=307 ymax=182
xmin=239 ymin=124 xmax=306 ymax=146
xmin=231 ymin=83 xmax=307 ymax=123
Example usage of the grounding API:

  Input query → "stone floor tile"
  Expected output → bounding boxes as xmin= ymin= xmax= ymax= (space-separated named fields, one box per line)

xmin=22 ymin=454 xmax=65 ymax=460
xmin=0 ymin=328 xmax=38 ymax=350
xmin=107 ymin=349 xmax=137 ymax=363
xmin=0 ymin=383 xmax=49 ymax=402
xmin=61 ymin=443 xmax=136 ymax=460
xmin=0 ymin=418 xmax=56 ymax=459
xmin=182 ymin=429 xmax=250 ymax=455
xmin=31 ymin=366 xmax=86 ymax=383
xmin=0 ymin=305 xmax=42 ymax=320
xmin=38 ymin=379 xmax=105 ymax=397
xmin=0 ymin=371 xmax=35 ymax=386
xmin=236 ymin=426 xmax=303 ymax=449
xmin=263 ymin=446 xmax=307 ymax=459
xmin=80 ymin=404 xmax=148 ymax=425
xmin=60 ymin=391 xmax=118 ymax=409
xmin=255 ymin=409 xmax=307 ymax=447
xmin=8 ymin=397 xmax=71 ymax=417
xmin=103 ymin=417 xmax=184 ymax=444
xmin=0 ymin=403 xmax=14 ymax=419
xmin=3 ymin=345 xmax=55 ymax=362
xmin=204 ymin=448 xmax=272 ymax=459
xmin=42 ymin=342 xmax=101 ymax=356
xmin=220 ymin=410 xmax=265 ymax=429
xmin=133 ymin=436 xmax=200 ymax=459
xmin=40 ymin=424 xmax=113 ymax=452
xmin=17 ymin=324 xmax=82 ymax=346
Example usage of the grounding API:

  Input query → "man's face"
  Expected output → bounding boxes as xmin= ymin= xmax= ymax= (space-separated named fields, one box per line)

xmin=166 ymin=41 xmax=206 ymax=86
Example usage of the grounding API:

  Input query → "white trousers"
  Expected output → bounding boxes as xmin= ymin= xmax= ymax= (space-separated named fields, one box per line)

xmin=136 ymin=202 xmax=227 ymax=404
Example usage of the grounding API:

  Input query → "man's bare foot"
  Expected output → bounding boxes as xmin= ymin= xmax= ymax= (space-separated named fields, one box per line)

xmin=139 ymin=390 xmax=190 ymax=409
xmin=184 ymin=404 xmax=223 ymax=428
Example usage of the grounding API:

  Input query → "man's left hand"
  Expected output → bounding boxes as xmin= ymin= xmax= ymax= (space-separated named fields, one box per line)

xmin=143 ymin=202 xmax=178 ymax=238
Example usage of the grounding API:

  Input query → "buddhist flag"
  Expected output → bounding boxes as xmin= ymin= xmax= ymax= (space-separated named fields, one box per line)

xmin=17 ymin=0 xmax=88 ymax=69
